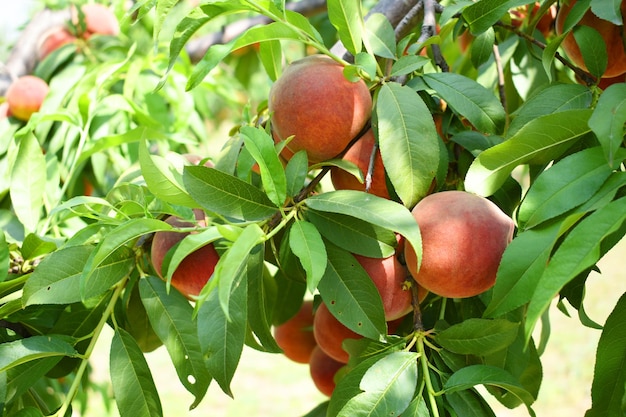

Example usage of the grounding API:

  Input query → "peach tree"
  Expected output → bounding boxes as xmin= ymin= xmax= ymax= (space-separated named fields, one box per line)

xmin=1 ymin=0 xmax=625 ymax=416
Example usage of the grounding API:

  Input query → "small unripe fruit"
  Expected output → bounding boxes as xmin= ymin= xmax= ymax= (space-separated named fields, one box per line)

xmin=5 ymin=76 xmax=49 ymax=122
xmin=150 ymin=210 xmax=219 ymax=298
xmin=273 ymin=300 xmax=317 ymax=364
xmin=268 ymin=55 xmax=372 ymax=164
xmin=404 ymin=191 xmax=515 ymax=299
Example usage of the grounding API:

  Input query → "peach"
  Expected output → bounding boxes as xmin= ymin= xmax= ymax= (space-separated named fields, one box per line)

xmin=404 ymin=191 xmax=515 ymax=299
xmin=309 ymin=345 xmax=345 ymax=397
xmin=273 ymin=300 xmax=317 ymax=364
xmin=5 ymin=76 xmax=49 ymax=122
xmin=312 ymin=302 xmax=359 ymax=363
xmin=353 ymin=251 xmax=413 ymax=321
xmin=150 ymin=210 xmax=219 ymax=298
xmin=330 ymin=129 xmax=390 ymax=199
xmin=38 ymin=26 xmax=77 ymax=60
xmin=556 ymin=0 xmax=626 ymax=78
xmin=71 ymin=3 xmax=120 ymax=38
xmin=268 ymin=54 xmax=372 ymax=164
xmin=313 ymin=302 xmax=413 ymax=364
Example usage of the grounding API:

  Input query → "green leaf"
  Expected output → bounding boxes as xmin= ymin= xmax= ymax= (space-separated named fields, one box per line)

xmin=258 ymin=39 xmax=282 ymax=81
xmin=422 ymin=72 xmax=506 ymax=134
xmin=328 ymin=354 xmax=382 ymax=416
xmin=585 ymin=292 xmax=626 ymax=417
xmin=518 ymin=147 xmax=621 ymax=230
xmin=363 ymin=12 xmax=395 ymax=59
xmin=284 ymin=150 xmax=308 ymax=197
xmin=162 ymin=1 xmax=252 ymax=86
xmin=328 ymin=0 xmax=363 ymax=56
xmin=4 ymin=358 xmax=61 ymax=407
xmin=0 ymin=232 xmax=8 ymax=282
xmin=445 ymin=389 xmax=497 ymax=417
xmin=288 ymin=220 xmax=327 ymax=294
xmin=10 ymin=133 xmax=46 ymax=233
xmin=435 ymin=319 xmax=519 ymax=356
xmin=184 ymin=165 xmax=278 ymax=221
xmin=240 ymin=126 xmax=287 ymax=207
xmin=589 ymin=83 xmax=626 ymax=167
xmin=507 ymin=83 xmax=592 ymax=137
xmin=0 ymin=336 xmax=77 ymax=373
xmin=197 ymin=272 xmax=247 ymax=397
xmin=139 ymin=277 xmax=210 ymax=409
xmin=483 ymin=222 xmax=561 ymax=318
xmin=590 ymin=0 xmax=624 ymax=24
xmin=246 ymin=246 xmax=282 ymax=353
xmin=10 ymin=407 xmax=44 ymax=417
xmin=462 ymin=0 xmax=531 ymax=34
xmin=524 ymin=196 xmax=626 ymax=342
xmin=305 ymin=210 xmax=396 ymax=258
xmin=465 ymin=109 xmax=593 ymax=196
xmin=110 ymin=328 xmax=163 ymax=417
xmin=470 ymin=28 xmax=495 ymax=68
xmin=20 ymin=233 xmax=56 ymax=262
xmin=389 ymin=55 xmax=430 ymax=77
xmin=444 ymin=364 xmax=536 ymax=414
xmin=375 ymin=82 xmax=440 ymax=208
xmin=304 ymin=190 xmax=421 ymax=268
xmin=138 ymin=139 xmax=198 ymax=207
xmin=23 ymin=245 xmax=134 ymax=306
xmin=317 ymin=243 xmax=386 ymax=340
xmin=214 ymin=224 xmax=264 ymax=320
xmin=573 ymin=25 xmax=608 ymax=79
xmin=337 ymin=352 xmax=419 ymax=417
xmin=302 ymin=401 xmax=330 ymax=417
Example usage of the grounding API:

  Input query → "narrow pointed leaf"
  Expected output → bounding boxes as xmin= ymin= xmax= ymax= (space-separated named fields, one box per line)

xmin=518 ymin=147 xmax=621 ymax=230
xmin=376 ymin=82 xmax=440 ymax=208
xmin=110 ymin=328 xmax=163 ymax=417
xmin=585 ymin=293 xmax=626 ymax=417
xmin=198 ymin=274 xmax=247 ymax=397
xmin=10 ymin=132 xmax=46 ymax=233
xmin=465 ymin=109 xmax=593 ymax=197
xmin=184 ymin=165 xmax=278 ymax=221
xmin=363 ymin=12 xmax=395 ymax=58
xmin=435 ymin=319 xmax=519 ymax=356
xmin=328 ymin=0 xmax=363 ymax=55
xmin=289 ymin=220 xmax=327 ymax=293
xmin=525 ymin=196 xmax=626 ymax=342
xmin=588 ymin=83 xmax=626 ymax=167
xmin=240 ymin=126 xmax=287 ymax=207
xmin=317 ymin=243 xmax=386 ymax=340
xmin=0 ymin=336 xmax=77 ymax=373
xmin=422 ymin=72 xmax=506 ymax=134
xmin=140 ymin=277 xmax=210 ymax=409
xmin=304 ymin=190 xmax=421 ymax=269
xmin=337 ymin=352 xmax=419 ymax=417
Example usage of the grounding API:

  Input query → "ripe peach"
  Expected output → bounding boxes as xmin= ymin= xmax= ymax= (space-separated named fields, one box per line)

xmin=404 ymin=191 xmax=515 ymax=299
xmin=353 ymin=251 xmax=413 ymax=321
xmin=330 ymin=129 xmax=390 ymax=199
xmin=268 ymin=54 xmax=372 ymax=164
xmin=309 ymin=345 xmax=345 ymax=397
xmin=273 ymin=300 xmax=317 ymax=364
xmin=5 ymin=76 xmax=49 ymax=122
xmin=71 ymin=3 xmax=120 ymax=38
xmin=313 ymin=302 xmax=359 ymax=363
xmin=313 ymin=302 xmax=412 ymax=364
xmin=556 ymin=0 xmax=626 ymax=78
xmin=38 ymin=26 xmax=77 ymax=60
xmin=150 ymin=210 xmax=219 ymax=298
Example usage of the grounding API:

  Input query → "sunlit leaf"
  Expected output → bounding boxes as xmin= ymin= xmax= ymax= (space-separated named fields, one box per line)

xmin=289 ymin=220 xmax=327 ymax=293
xmin=588 ymin=83 xmax=626 ymax=167
xmin=328 ymin=0 xmax=363 ymax=55
xmin=0 ymin=336 xmax=77 ymax=373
